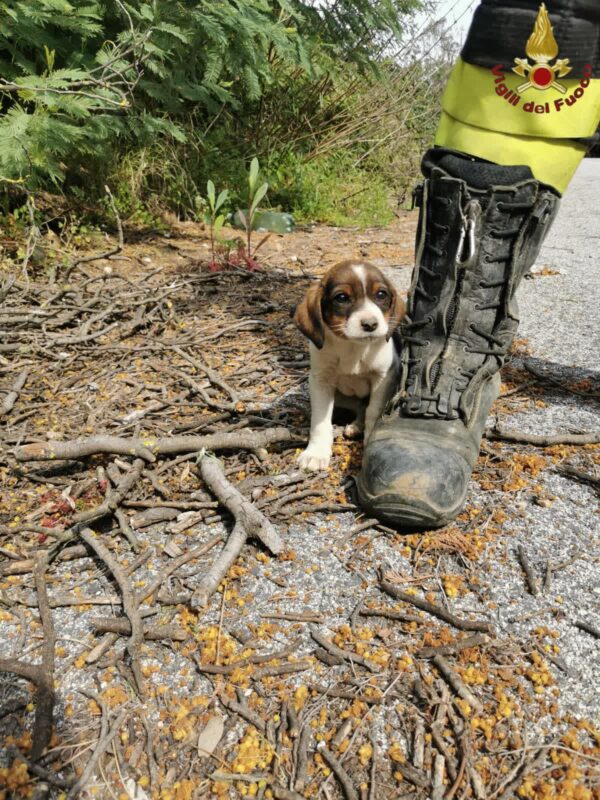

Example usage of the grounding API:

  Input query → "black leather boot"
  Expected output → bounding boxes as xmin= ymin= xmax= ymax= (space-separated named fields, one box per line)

xmin=357 ymin=149 xmax=560 ymax=529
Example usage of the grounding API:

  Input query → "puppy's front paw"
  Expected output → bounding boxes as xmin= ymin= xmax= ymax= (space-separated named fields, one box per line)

xmin=344 ymin=420 xmax=364 ymax=440
xmin=297 ymin=446 xmax=331 ymax=471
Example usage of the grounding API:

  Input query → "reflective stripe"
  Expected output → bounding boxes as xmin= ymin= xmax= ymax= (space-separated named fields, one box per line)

xmin=435 ymin=111 xmax=587 ymax=193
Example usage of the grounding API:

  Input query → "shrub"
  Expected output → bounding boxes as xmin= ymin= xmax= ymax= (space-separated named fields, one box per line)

xmin=0 ymin=0 xmax=454 ymax=227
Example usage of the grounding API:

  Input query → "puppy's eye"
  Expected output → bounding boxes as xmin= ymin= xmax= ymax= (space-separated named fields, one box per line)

xmin=334 ymin=292 xmax=350 ymax=303
xmin=375 ymin=289 xmax=389 ymax=301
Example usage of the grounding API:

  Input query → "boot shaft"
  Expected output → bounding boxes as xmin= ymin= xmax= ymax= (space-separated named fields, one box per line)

xmin=393 ymin=151 xmax=560 ymax=422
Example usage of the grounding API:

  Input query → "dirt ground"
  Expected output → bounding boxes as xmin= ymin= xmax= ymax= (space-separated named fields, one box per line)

xmin=0 ymin=205 xmax=599 ymax=800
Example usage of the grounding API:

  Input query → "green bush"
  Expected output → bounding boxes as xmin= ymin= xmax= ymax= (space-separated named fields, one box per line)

xmin=0 ymin=0 xmax=447 ymax=226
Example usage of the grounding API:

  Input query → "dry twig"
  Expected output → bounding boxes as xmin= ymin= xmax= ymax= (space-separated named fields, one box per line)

xmin=486 ymin=425 xmax=600 ymax=446
xmin=416 ymin=633 xmax=490 ymax=659
xmin=517 ymin=545 xmax=540 ymax=596
xmin=219 ymin=693 xmax=269 ymax=739
xmin=79 ymin=528 xmax=145 ymax=696
xmin=1 ymin=367 xmax=29 ymax=417
xmin=392 ymin=762 xmax=429 ymax=789
xmin=432 ymin=655 xmax=484 ymax=715
xmin=556 ymin=464 xmax=600 ymax=490
xmin=574 ymin=619 xmax=600 ymax=639
xmin=272 ymin=787 xmax=305 ymax=800
xmin=90 ymin=617 xmax=187 ymax=641
xmin=310 ymin=627 xmax=380 ymax=673
xmin=318 ymin=744 xmax=359 ymax=800
xmin=431 ymin=753 xmax=446 ymax=800
xmin=30 ymin=552 xmax=55 ymax=760
xmin=380 ymin=579 xmax=493 ymax=633
xmin=293 ymin=722 xmax=311 ymax=793
xmin=66 ymin=693 xmax=129 ymax=800
xmin=71 ymin=458 xmax=145 ymax=531
xmin=368 ymin=722 xmax=378 ymax=800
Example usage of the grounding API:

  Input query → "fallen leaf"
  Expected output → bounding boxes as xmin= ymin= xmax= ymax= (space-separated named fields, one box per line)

xmin=197 ymin=713 xmax=225 ymax=758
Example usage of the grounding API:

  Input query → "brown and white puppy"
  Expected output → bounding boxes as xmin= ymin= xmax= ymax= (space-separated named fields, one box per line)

xmin=294 ymin=260 xmax=405 ymax=471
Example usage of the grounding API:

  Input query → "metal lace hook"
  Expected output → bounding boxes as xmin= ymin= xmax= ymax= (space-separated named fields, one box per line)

xmin=456 ymin=201 xmax=480 ymax=269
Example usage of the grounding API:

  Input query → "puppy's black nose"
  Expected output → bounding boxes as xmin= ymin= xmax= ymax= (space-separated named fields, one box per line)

xmin=361 ymin=318 xmax=378 ymax=332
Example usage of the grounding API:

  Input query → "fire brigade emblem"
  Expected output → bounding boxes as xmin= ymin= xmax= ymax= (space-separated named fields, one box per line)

xmin=512 ymin=3 xmax=571 ymax=93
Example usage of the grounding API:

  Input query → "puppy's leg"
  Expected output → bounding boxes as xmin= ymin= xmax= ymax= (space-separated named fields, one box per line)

xmin=343 ymin=400 xmax=366 ymax=439
xmin=364 ymin=372 xmax=395 ymax=442
xmin=332 ymin=392 xmax=367 ymax=439
xmin=298 ymin=376 xmax=335 ymax=471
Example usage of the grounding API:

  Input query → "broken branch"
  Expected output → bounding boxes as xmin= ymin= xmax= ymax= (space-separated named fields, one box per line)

xmin=191 ymin=454 xmax=283 ymax=609
xmin=30 ymin=551 xmax=55 ymax=761
xmin=14 ymin=427 xmax=294 ymax=463
xmin=197 ymin=453 xmax=283 ymax=554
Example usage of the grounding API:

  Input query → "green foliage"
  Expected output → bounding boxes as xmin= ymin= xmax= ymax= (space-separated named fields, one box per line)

xmin=299 ymin=0 xmax=421 ymax=68
xmin=0 ymin=0 xmax=445 ymax=227
xmin=272 ymin=150 xmax=395 ymax=226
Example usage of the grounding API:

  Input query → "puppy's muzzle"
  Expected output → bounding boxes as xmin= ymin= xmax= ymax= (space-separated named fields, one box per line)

xmin=360 ymin=317 xmax=379 ymax=333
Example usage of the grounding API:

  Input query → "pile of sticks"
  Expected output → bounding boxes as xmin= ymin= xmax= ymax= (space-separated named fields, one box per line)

xmin=1 ymin=220 xmax=598 ymax=799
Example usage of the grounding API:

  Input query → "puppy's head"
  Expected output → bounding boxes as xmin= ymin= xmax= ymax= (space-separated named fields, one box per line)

xmin=294 ymin=260 xmax=404 ymax=349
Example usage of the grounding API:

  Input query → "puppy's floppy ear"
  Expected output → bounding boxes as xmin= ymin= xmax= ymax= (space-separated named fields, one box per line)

xmin=294 ymin=282 xmax=325 ymax=349
xmin=385 ymin=282 xmax=406 ymax=341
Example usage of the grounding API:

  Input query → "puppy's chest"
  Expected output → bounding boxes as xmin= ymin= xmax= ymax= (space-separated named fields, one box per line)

xmin=314 ymin=346 xmax=391 ymax=397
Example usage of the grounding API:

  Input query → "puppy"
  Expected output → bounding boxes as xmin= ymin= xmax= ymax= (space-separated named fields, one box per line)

xmin=294 ymin=260 xmax=405 ymax=471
